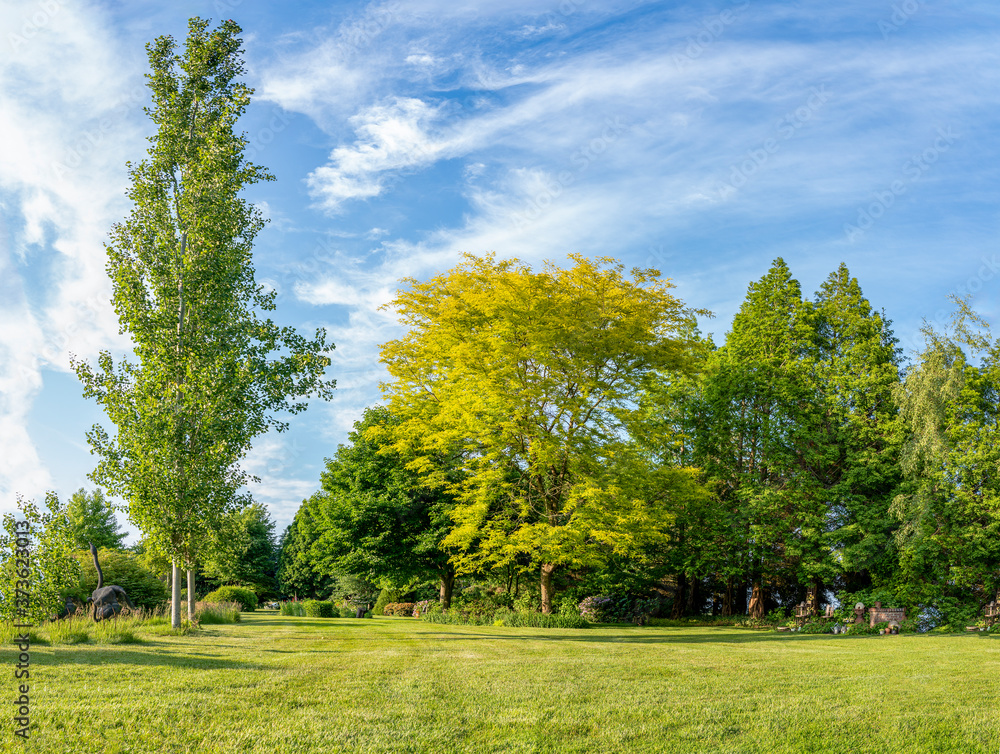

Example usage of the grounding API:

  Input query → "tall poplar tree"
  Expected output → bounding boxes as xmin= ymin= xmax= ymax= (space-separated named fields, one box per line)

xmin=73 ymin=18 xmax=334 ymax=627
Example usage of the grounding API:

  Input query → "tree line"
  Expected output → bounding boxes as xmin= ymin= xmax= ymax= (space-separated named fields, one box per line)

xmin=280 ymin=255 xmax=1000 ymax=622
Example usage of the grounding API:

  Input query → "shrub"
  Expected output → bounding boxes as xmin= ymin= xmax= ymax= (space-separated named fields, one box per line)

xmin=339 ymin=606 xmax=356 ymax=618
xmin=578 ymin=595 xmax=614 ymax=622
xmin=203 ymin=586 xmax=257 ymax=612
xmin=280 ymin=601 xmax=305 ymax=616
xmin=302 ymin=599 xmax=335 ymax=618
xmin=577 ymin=594 xmax=659 ymax=623
xmin=513 ymin=591 xmax=541 ymax=614
xmin=373 ymin=588 xmax=399 ymax=616
xmin=413 ymin=600 xmax=434 ymax=617
xmin=556 ymin=595 xmax=582 ymax=618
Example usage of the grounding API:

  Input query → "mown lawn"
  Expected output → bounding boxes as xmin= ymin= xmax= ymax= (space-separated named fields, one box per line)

xmin=3 ymin=613 xmax=999 ymax=753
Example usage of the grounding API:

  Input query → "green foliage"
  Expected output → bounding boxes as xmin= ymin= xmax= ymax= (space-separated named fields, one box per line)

xmin=379 ymin=253 xmax=708 ymax=611
xmin=422 ymin=609 xmax=589 ymax=629
xmin=70 ymin=17 xmax=334 ymax=628
xmin=307 ymin=406 xmax=460 ymax=606
xmin=66 ymin=488 xmax=126 ymax=550
xmin=339 ymin=606 xmax=356 ymax=618
xmin=647 ymin=615 xmax=748 ymax=627
xmin=512 ymin=590 xmax=541 ymax=614
xmin=203 ymin=586 xmax=257 ymax=611
xmin=196 ymin=603 xmax=241 ymax=624
xmin=0 ymin=493 xmax=82 ymax=624
xmin=302 ymin=599 xmax=335 ymax=618
xmin=372 ymin=588 xmax=398 ymax=617
xmin=280 ymin=601 xmax=305 ymax=617
xmin=201 ymin=502 xmax=279 ymax=598
xmin=70 ymin=547 xmax=169 ymax=611
xmin=891 ymin=298 xmax=1000 ymax=603
xmin=799 ymin=620 xmax=837 ymax=635
xmin=383 ymin=603 xmax=416 ymax=616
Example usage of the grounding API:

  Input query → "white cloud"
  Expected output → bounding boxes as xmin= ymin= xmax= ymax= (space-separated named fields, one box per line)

xmin=306 ymin=97 xmax=450 ymax=210
xmin=0 ymin=0 xmax=143 ymax=510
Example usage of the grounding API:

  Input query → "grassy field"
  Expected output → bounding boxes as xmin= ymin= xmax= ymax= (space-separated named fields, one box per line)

xmin=2 ymin=613 xmax=999 ymax=753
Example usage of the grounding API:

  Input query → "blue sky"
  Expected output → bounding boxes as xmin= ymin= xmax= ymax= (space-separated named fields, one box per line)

xmin=2 ymin=0 xmax=998 ymax=542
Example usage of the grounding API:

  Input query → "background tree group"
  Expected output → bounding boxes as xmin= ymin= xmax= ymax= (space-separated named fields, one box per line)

xmin=282 ymin=255 xmax=999 ymax=626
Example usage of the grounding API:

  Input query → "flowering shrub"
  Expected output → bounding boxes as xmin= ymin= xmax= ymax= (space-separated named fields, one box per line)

xmin=579 ymin=596 xmax=615 ymax=622
xmin=577 ymin=595 xmax=659 ymax=623
xmin=382 ymin=602 xmax=416 ymax=617
xmin=413 ymin=600 xmax=434 ymax=616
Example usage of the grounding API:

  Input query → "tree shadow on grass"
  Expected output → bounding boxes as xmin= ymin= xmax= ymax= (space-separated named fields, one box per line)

xmin=31 ymin=645 xmax=266 ymax=670
xmin=407 ymin=628 xmax=974 ymax=646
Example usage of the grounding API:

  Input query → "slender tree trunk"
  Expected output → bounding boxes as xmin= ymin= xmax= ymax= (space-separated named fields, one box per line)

xmin=671 ymin=573 xmax=687 ymax=618
xmin=722 ymin=575 xmax=734 ymax=617
xmin=540 ymin=563 xmax=556 ymax=614
xmin=810 ymin=578 xmax=821 ymax=615
xmin=735 ymin=578 xmax=748 ymax=615
xmin=187 ymin=568 xmax=196 ymax=618
xmin=171 ymin=561 xmax=182 ymax=628
xmin=687 ymin=574 xmax=699 ymax=615
xmin=439 ymin=569 xmax=455 ymax=609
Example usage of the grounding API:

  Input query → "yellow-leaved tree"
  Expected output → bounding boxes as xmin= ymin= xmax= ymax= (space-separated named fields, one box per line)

xmin=379 ymin=253 xmax=709 ymax=612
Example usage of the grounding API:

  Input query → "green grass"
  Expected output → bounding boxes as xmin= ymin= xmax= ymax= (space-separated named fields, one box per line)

xmin=2 ymin=614 xmax=999 ymax=753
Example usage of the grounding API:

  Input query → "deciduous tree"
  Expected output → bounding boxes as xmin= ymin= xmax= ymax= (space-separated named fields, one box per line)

xmin=379 ymin=254 xmax=707 ymax=612
xmin=66 ymin=487 xmax=126 ymax=551
xmin=72 ymin=18 xmax=334 ymax=627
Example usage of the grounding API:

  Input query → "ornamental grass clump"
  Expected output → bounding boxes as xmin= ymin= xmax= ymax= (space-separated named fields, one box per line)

xmin=280 ymin=601 xmax=305 ymax=616
xmin=195 ymin=602 xmax=241 ymax=624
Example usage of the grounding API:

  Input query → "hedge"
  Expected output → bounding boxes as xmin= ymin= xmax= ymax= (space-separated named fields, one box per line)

xmin=302 ymin=600 xmax=336 ymax=618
